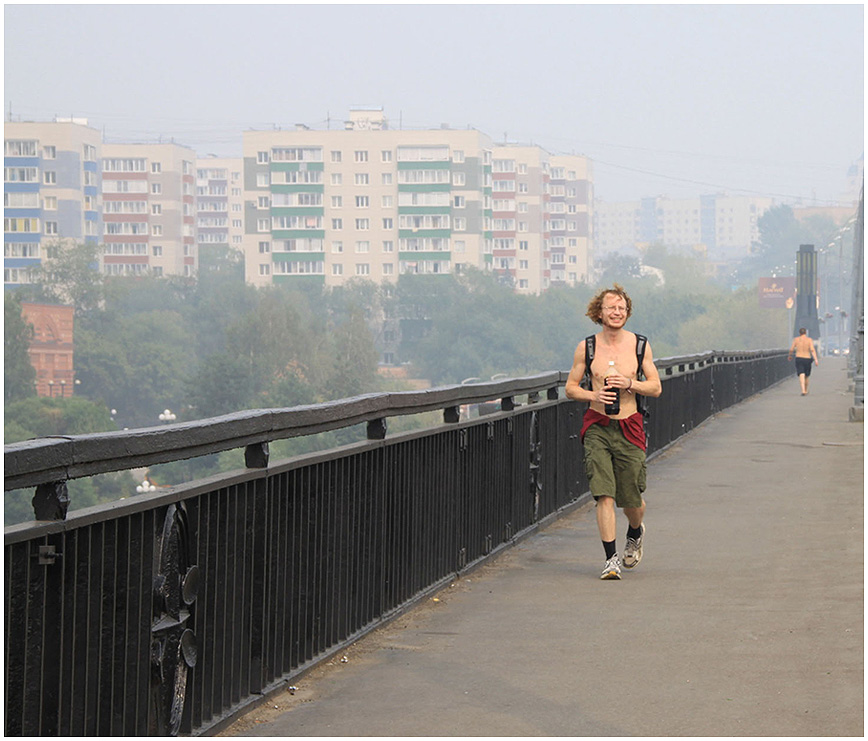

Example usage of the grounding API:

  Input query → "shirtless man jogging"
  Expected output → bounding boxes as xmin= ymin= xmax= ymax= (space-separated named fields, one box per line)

xmin=565 ymin=284 xmax=662 ymax=580
xmin=788 ymin=328 xmax=819 ymax=395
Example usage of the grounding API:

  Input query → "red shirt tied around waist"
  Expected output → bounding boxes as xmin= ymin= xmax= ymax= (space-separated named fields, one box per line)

xmin=581 ymin=408 xmax=646 ymax=451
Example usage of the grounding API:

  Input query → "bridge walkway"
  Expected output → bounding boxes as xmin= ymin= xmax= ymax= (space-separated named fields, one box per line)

xmin=221 ymin=357 xmax=863 ymax=737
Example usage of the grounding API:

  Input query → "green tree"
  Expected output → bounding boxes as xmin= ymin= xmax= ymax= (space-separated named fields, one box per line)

xmin=4 ymin=292 xmax=36 ymax=402
xmin=4 ymin=395 xmax=115 ymax=443
xmin=21 ymin=240 xmax=105 ymax=316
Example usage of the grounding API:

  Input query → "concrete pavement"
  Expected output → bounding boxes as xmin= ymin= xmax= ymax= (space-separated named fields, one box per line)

xmin=221 ymin=357 xmax=863 ymax=737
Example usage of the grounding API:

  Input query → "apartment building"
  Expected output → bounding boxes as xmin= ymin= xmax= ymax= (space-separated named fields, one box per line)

xmin=101 ymin=142 xmax=198 ymax=278
xmin=4 ymin=119 xmax=102 ymax=288
xmin=594 ymin=193 xmax=773 ymax=260
xmin=195 ymin=156 xmax=244 ymax=270
xmin=241 ymin=109 xmax=593 ymax=293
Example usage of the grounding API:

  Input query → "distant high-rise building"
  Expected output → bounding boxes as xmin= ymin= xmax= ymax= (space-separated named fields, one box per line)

xmin=241 ymin=109 xmax=593 ymax=293
xmin=594 ymin=193 xmax=773 ymax=261
xmin=101 ymin=142 xmax=198 ymax=278
xmin=4 ymin=119 xmax=102 ymax=288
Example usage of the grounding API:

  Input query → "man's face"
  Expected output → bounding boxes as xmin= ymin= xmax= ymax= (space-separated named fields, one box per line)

xmin=600 ymin=293 xmax=628 ymax=328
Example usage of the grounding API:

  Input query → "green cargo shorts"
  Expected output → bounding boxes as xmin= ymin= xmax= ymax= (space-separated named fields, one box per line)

xmin=583 ymin=422 xmax=647 ymax=508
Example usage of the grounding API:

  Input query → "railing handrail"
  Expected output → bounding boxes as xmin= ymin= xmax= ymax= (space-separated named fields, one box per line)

xmin=4 ymin=349 xmax=787 ymax=492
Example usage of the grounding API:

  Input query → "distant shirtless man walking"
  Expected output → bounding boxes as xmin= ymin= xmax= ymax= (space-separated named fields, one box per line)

xmin=788 ymin=328 xmax=819 ymax=395
xmin=565 ymin=284 xmax=662 ymax=580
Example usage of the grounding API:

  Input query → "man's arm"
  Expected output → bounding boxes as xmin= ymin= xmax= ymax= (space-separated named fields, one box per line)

xmin=788 ymin=337 xmax=797 ymax=360
xmin=810 ymin=339 xmax=819 ymax=364
xmin=631 ymin=341 xmax=662 ymax=398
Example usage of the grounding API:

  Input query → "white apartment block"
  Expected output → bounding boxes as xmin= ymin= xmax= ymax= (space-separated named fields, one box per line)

xmin=101 ymin=142 xmax=198 ymax=278
xmin=196 ymin=156 xmax=244 ymax=267
xmin=242 ymin=109 xmax=593 ymax=293
xmin=4 ymin=119 xmax=102 ymax=288
xmin=594 ymin=194 xmax=773 ymax=260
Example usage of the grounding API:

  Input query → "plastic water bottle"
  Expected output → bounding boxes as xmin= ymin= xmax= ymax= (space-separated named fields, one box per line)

xmin=604 ymin=360 xmax=620 ymax=415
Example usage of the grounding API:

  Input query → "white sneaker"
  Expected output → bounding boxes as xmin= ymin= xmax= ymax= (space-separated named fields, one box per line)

xmin=623 ymin=523 xmax=645 ymax=569
xmin=600 ymin=553 xmax=622 ymax=580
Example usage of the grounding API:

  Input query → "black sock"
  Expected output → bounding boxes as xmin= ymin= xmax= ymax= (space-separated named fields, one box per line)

xmin=627 ymin=525 xmax=643 ymax=541
xmin=603 ymin=539 xmax=617 ymax=559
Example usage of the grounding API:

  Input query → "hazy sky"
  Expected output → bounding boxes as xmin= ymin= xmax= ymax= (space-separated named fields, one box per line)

xmin=4 ymin=3 xmax=864 ymax=205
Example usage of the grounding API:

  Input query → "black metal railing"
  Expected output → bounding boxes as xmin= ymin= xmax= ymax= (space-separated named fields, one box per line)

xmin=4 ymin=349 xmax=790 ymax=736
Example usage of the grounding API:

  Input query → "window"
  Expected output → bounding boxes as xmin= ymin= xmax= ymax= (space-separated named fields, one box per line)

xmin=257 ymin=218 xmax=270 ymax=232
xmin=272 ymin=148 xmax=323 ymax=162
xmin=152 ymin=245 xmax=163 ymax=256
xmin=4 ymin=243 xmax=39 ymax=258
xmin=43 ymin=145 xmax=56 ymax=159
xmin=356 ymin=263 xmax=370 ymax=275
xmin=43 ymin=171 xmax=56 ymax=185
xmin=151 ymin=204 xmax=162 ymax=215
xmin=381 ymin=173 xmax=393 ymax=185
xmin=256 ymin=173 xmax=269 ymax=187
xmin=259 ymin=241 xmax=271 ymax=253
xmin=44 ymin=221 xmax=58 ymax=235
xmin=355 ymin=240 xmax=370 ymax=253
xmin=43 ymin=196 xmax=57 ymax=210
xmin=453 ymin=150 xmax=465 ymax=163
xmin=518 ymin=182 xmax=528 ymax=193
xmin=4 ymin=167 xmax=38 ymax=182
xmin=151 ymin=162 xmax=162 ymax=173
xmin=381 ymin=150 xmax=392 ymax=162
xmin=354 ymin=173 xmax=369 ymax=186
xmin=452 ymin=172 xmax=465 ymax=186
xmin=332 ymin=264 xmax=343 ymax=276
xmin=259 ymin=264 xmax=271 ymax=276
xmin=152 ymin=225 xmax=162 ymax=236
xmin=382 ymin=217 xmax=394 ymax=229
xmin=453 ymin=217 xmax=466 ymax=231
xmin=354 ymin=150 xmax=369 ymax=163
xmin=153 ymin=267 xmax=163 ymax=277
xmin=382 ymin=240 xmax=394 ymax=252
xmin=453 ymin=240 xmax=465 ymax=253
xmin=383 ymin=263 xmax=394 ymax=275
xmin=331 ymin=151 xmax=342 ymax=163
xmin=257 ymin=151 xmax=269 ymax=164
xmin=454 ymin=195 xmax=466 ymax=208
xmin=355 ymin=218 xmax=370 ymax=230
xmin=103 ymin=158 xmax=146 ymax=172
xmin=382 ymin=195 xmax=393 ymax=207
xmin=331 ymin=195 xmax=343 ymax=207
xmin=332 ymin=218 xmax=343 ymax=230
xmin=5 ymin=140 xmax=37 ymax=157
xmin=519 ymin=241 xmax=529 ymax=250
xmin=331 ymin=241 xmax=343 ymax=253
xmin=519 ymin=279 xmax=529 ymax=289
xmin=331 ymin=173 xmax=343 ymax=185
xmin=151 ymin=183 xmax=162 ymax=194
xmin=258 ymin=196 xmax=270 ymax=209
xmin=519 ymin=260 xmax=529 ymax=269
xmin=355 ymin=195 xmax=369 ymax=208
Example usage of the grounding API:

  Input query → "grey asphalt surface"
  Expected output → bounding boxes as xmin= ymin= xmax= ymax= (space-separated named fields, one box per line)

xmin=222 ymin=357 xmax=863 ymax=737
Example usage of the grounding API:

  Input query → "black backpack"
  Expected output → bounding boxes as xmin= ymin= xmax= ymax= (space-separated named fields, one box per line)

xmin=583 ymin=333 xmax=650 ymax=420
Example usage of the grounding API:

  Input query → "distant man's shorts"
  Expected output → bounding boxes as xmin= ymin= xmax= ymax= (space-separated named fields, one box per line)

xmin=583 ymin=422 xmax=646 ymax=509
xmin=795 ymin=357 xmax=813 ymax=377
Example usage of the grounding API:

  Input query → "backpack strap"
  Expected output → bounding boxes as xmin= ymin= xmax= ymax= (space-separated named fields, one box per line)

xmin=634 ymin=333 xmax=649 ymax=420
xmin=635 ymin=334 xmax=647 ymax=379
xmin=581 ymin=335 xmax=595 ymax=389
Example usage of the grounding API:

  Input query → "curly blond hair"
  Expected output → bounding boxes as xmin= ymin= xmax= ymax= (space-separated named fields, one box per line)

xmin=586 ymin=283 xmax=633 ymax=325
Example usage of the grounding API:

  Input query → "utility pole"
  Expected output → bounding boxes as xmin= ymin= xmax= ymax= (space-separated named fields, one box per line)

xmin=794 ymin=244 xmax=820 ymax=340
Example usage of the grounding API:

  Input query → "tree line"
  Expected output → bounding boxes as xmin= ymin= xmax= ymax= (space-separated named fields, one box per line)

xmin=4 ymin=204 xmax=843 ymax=523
